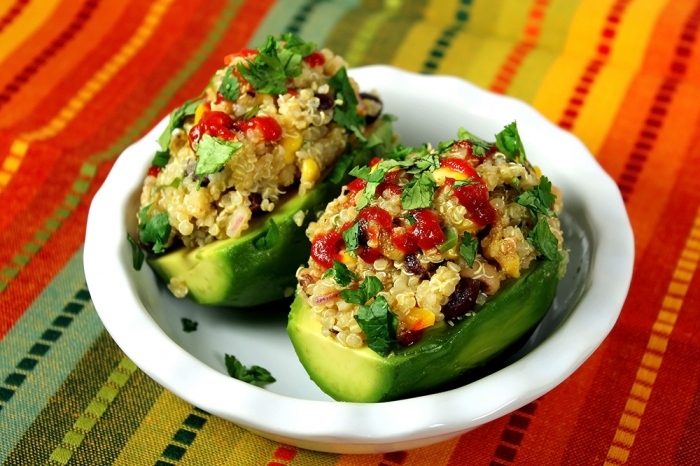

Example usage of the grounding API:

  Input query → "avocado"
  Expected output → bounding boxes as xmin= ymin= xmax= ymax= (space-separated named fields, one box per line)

xmin=287 ymin=258 xmax=561 ymax=402
xmin=148 ymin=118 xmax=394 ymax=307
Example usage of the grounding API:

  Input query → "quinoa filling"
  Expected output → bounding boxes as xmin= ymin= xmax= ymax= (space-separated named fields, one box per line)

xmin=296 ymin=125 xmax=566 ymax=353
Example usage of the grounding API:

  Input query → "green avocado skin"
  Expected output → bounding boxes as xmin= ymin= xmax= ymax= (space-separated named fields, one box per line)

xmin=287 ymin=259 xmax=560 ymax=402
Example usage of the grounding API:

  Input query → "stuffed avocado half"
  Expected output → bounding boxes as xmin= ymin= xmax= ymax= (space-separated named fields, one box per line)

xmin=288 ymin=124 xmax=567 ymax=402
xmin=129 ymin=34 xmax=393 ymax=307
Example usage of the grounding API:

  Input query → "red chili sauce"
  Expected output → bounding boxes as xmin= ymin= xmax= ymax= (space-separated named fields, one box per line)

xmin=441 ymin=158 xmax=497 ymax=226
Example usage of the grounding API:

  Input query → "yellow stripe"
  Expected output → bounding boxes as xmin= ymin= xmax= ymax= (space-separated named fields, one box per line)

xmin=344 ymin=0 xmax=402 ymax=67
xmin=111 ymin=391 xmax=192 ymax=466
xmin=178 ymin=415 xmax=247 ymax=466
xmin=21 ymin=0 xmax=174 ymax=142
xmin=570 ymin=0 xmax=670 ymax=154
xmin=0 ymin=0 xmax=62 ymax=68
xmin=604 ymin=211 xmax=700 ymax=464
xmin=0 ymin=139 xmax=28 ymax=187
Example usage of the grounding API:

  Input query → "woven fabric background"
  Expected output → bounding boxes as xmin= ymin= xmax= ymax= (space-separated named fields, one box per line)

xmin=1 ymin=0 xmax=699 ymax=464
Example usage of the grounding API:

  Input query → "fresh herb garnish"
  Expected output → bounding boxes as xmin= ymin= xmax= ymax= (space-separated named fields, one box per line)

xmin=511 ymin=176 xmax=522 ymax=193
xmin=151 ymin=150 xmax=170 ymax=168
xmin=219 ymin=66 xmax=241 ymax=101
xmin=139 ymin=212 xmax=171 ymax=254
xmin=328 ymin=153 xmax=354 ymax=184
xmin=459 ymin=233 xmax=479 ymax=267
xmin=254 ymin=218 xmax=279 ymax=250
xmin=354 ymin=296 xmax=398 ymax=356
xmin=328 ymin=67 xmax=366 ymax=140
xmin=340 ymin=275 xmax=383 ymax=305
xmin=515 ymin=175 xmax=557 ymax=218
xmin=157 ymin=98 xmax=202 ymax=152
xmin=401 ymin=172 xmax=436 ymax=210
xmin=224 ymin=354 xmax=276 ymax=387
xmin=403 ymin=213 xmax=417 ymax=226
xmin=243 ymin=105 xmax=260 ymax=120
xmin=127 ymin=233 xmax=144 ymax=270
xmin=529 ymin=217 xmax=559 ymax=261
xmin=436 ymin=140 xmax=456 ymax=154
xmin=495 ymin=121 xmax=527 ymax=163
xmin=386 ymin=144 xmax=414 ymax=161
xmin=181 ymin=318 xmax=198 ymax=333
xmin=457 ymin=127 xmax=491 ymax=157
xmin=322 ymin=260 xmax=359 ymax=287
xmin=452 ymin=177 xmax=479 ymax=188
xmin=342 ymin=222 xmax=360 ymax=252
xmin=194 ymin=134 xmax=243 ymax=186
xmin=407 ymin=152 xmax=439 ymax=174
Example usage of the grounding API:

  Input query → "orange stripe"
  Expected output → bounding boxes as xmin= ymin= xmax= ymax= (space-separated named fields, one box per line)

xmin=0 ymin=0 xmax=62 ymax=67
xmin=603 ymin=211 xmax=700 ymax=465
xmin=557 ymin=0 xmax=632 ymax=130
xmin=489 ymin=0 xmax=551 ymax=94
xmin=0 ymin=0 xmax=30 ymax=35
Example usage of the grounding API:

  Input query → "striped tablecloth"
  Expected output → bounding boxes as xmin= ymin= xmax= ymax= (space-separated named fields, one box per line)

xmin=1 ymin=0 xmax=699 ymax=464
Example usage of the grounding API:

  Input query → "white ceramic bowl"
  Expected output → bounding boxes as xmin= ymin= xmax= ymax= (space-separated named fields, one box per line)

xmin=84 ymin=66 xmax=634 ymax=454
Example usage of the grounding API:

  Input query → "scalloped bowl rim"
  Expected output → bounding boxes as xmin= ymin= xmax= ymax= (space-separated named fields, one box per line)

xmin=84 ymin=65 xmax=634 ymax=451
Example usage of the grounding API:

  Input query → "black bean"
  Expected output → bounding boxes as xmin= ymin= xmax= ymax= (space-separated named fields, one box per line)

xmin=316 ymin=93 xmax=334 ymax=111
xmin=442 ymin=277 xmax=482 ymax=320
xmin=249 ymin=192 xmax=263 ymax=213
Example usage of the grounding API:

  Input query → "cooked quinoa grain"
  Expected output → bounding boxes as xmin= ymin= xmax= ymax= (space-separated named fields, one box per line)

xmin=137 ymin=35 xmax=382 ymax=250
xmin=296 ymin=125 xmax=566 ymax=352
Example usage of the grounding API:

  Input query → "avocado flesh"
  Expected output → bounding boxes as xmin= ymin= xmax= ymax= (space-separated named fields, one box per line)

xmin=287 ymin=259 xmax=560 ymax=402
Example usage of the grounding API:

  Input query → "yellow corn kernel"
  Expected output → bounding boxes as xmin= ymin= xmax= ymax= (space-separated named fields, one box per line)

xmin=405 ymin=308 xmax=436 ymax=331
xmin=301 ymin=158 xmax=320 ymax=183
xmin=533 ymin=165 xmax=542 ymax=177
xmin=281 ymin=132 xmax=304 ymax=164
xmin=194 ymin=103 xmax=208 ymax=125
xmin=432 ymin=167 xmax=467 ymax=186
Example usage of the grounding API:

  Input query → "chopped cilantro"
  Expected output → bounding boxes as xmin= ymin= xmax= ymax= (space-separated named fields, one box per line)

xmin=403 ymin=213 xmax=417 ymax=226
xmin=194 ymin=134 xmax=243 ymax=183
xmin=529 ymin=217 xmax=559 ymax=261
xmin=127 ymin=233 xmax=144 ymax=271
xmin=459 ymin=233 xmax=478 ymax=267
xmin=407 ymin=152 xmax=439 ymax=174
xmin=243 ymin=105 xmax=260 ymax=120
xmin=224 ymin=354 xmax=276 ymax=387
xmin=137 ymin=204 xmax=150 ymax=225
xmin=152 ymin=150 xmax=170 ymax=167
xmin=328 ymin=153 xmax=354 ymax=184
xmin=219 ymin=66 xmax=241 ymax=101
xmin=354 ymin=296 xmax=398 ymax=356
xmin=139 ymin=212 xmax=171 ymax=254
xmin=328 ymin=67 xmax=366 ymax=140
xmin=254 ymin=218 xmax=279 ymax=250
xmin=436 ymin=140 xmax=456 ymax=154
xmin=452 ymin=178 xmax=479 ymax=188
xmin=340 ymin=275 xmax=383 ymax=305
xmin=280 ymin=32 xmax=316 ymax=58
xmin=322 ymin=260 xmax=358 ymax=287
xmin=387 ymin=144 xmax=414 ymax=161
xmin=401 ymin=172 xmax=436 ymax=210
xmin=511 ymin=176 xmax=522 ymax=193
xmin=515 ymin=175 xmax=557 ymax=218
xmin=457 ymin=127 xmax=491 ymax=157
xmin=342 ymin=222 xmax=360 ymax=252
xmin=495 ymin=121 xmax=527 ymax=163
xmin=157 ymin=98 xmax=202 ymax=152
xmin=181 ymin=318 xmax=198 ymax=333
xmin=348 ymin=165 xmax=372 ymax=181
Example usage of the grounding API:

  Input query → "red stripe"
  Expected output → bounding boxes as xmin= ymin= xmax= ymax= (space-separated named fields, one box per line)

xmin=557 ymin=0 xmax=632 ymax=130
xmin=488 ymin=401 xmax=539 ymax=465
xmin=0 ymin=0 xmax=30 ymax=34
xmin=616 ymin=2 xmax=700 ymax=201
xmin=0 ymin=0 xmax=100 ymax=109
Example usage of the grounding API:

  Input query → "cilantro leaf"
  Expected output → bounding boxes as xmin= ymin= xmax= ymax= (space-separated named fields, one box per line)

xmin=354 ymin=296 xmax=398 ymax=356
xmin=452 ymin=178 xmax=479 ymax=188
xmin=348 ymin=165 xmax=372 ymax=181
xmin=386 ymin=144 xmax=414 ymax=161
xmin=328 ymin=153 xmax=354 ymax=184
xmin=328 ymin=67 xmax=366 ymax=140
xmin=515 ymin=175 xmax=557 ymax=218
xmin=254 ymin=218 xmax=279 ymax=250
xmin=127 ymin=233 xmax=144 ymax=271
xmin=219 ymin=66 xmax=241 ymax=101
xmin=280 ymin=32 xmax=316 ymax=57
xmin=322 ymin=260 xmax=359 ymax=287
xmin=137 ymin=204 xmax=150 ymax=226
xmin=237 ymin=36 xmax=288 ymax=95
xmin=224 ymin=354 xmax=276 ymax=387
xmin=403 ymin=213 xmax=417 ymax=226
xmin=152 ymin=150 xmax=170 ymax=168
xmin=529 ymin=217 xmax=559 ymax=261
xmin=195 ymin=134 xmax=243 ymax=178
xmin=342 ymin=222 xmax=360 ymax=252
xmin=181 ymin=318 xmax=198 ymax=333
xmin=407 ymin=152 xmax=439 ymax=174
xmin=401 ymin=172 xmax=436 ymax=210
xmin=457 ymin=127 xmax=492 ymax=157
xmin=436 ymin=140 xmax=456 ymax=154
xmin=157 ymin=98 xmax=202 ymax=151
xmin=459 ymin=233 xmax=478 ymax=267
xmin=243 ymin=105 xmax=259 ymax=120
xmin=495 ymin=121 xmax=527 ymax=162
xmin=340 ymin=275 xmax=383 ymax=305
xmin=139 ymin=212 xmax=171 ymax=254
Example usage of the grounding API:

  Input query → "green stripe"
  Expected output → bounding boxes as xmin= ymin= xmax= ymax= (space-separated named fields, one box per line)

xmin=67 ymin=368 xmax=163 ymax=466
xmin=248 ymin=0 xmax=309 ymax=46
xmin=0 ymin=250 xmax=104 ymax=461
xmin=4 ymin=332 xmax=124 ymax=464
xmin=362 ymin=0 xmax=430 ymax=65
xmin=155 ymin=408 xmax=211 ymax=465
xmin=0 ymin=0 xmax=246 ymax=296
xmin=421 ymin=0 xmax=474 ymax=74
xmin=47 ymin=357 xmax=137 ymax=465
xmin=293 ymin=0 xmax=361 ymax=47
